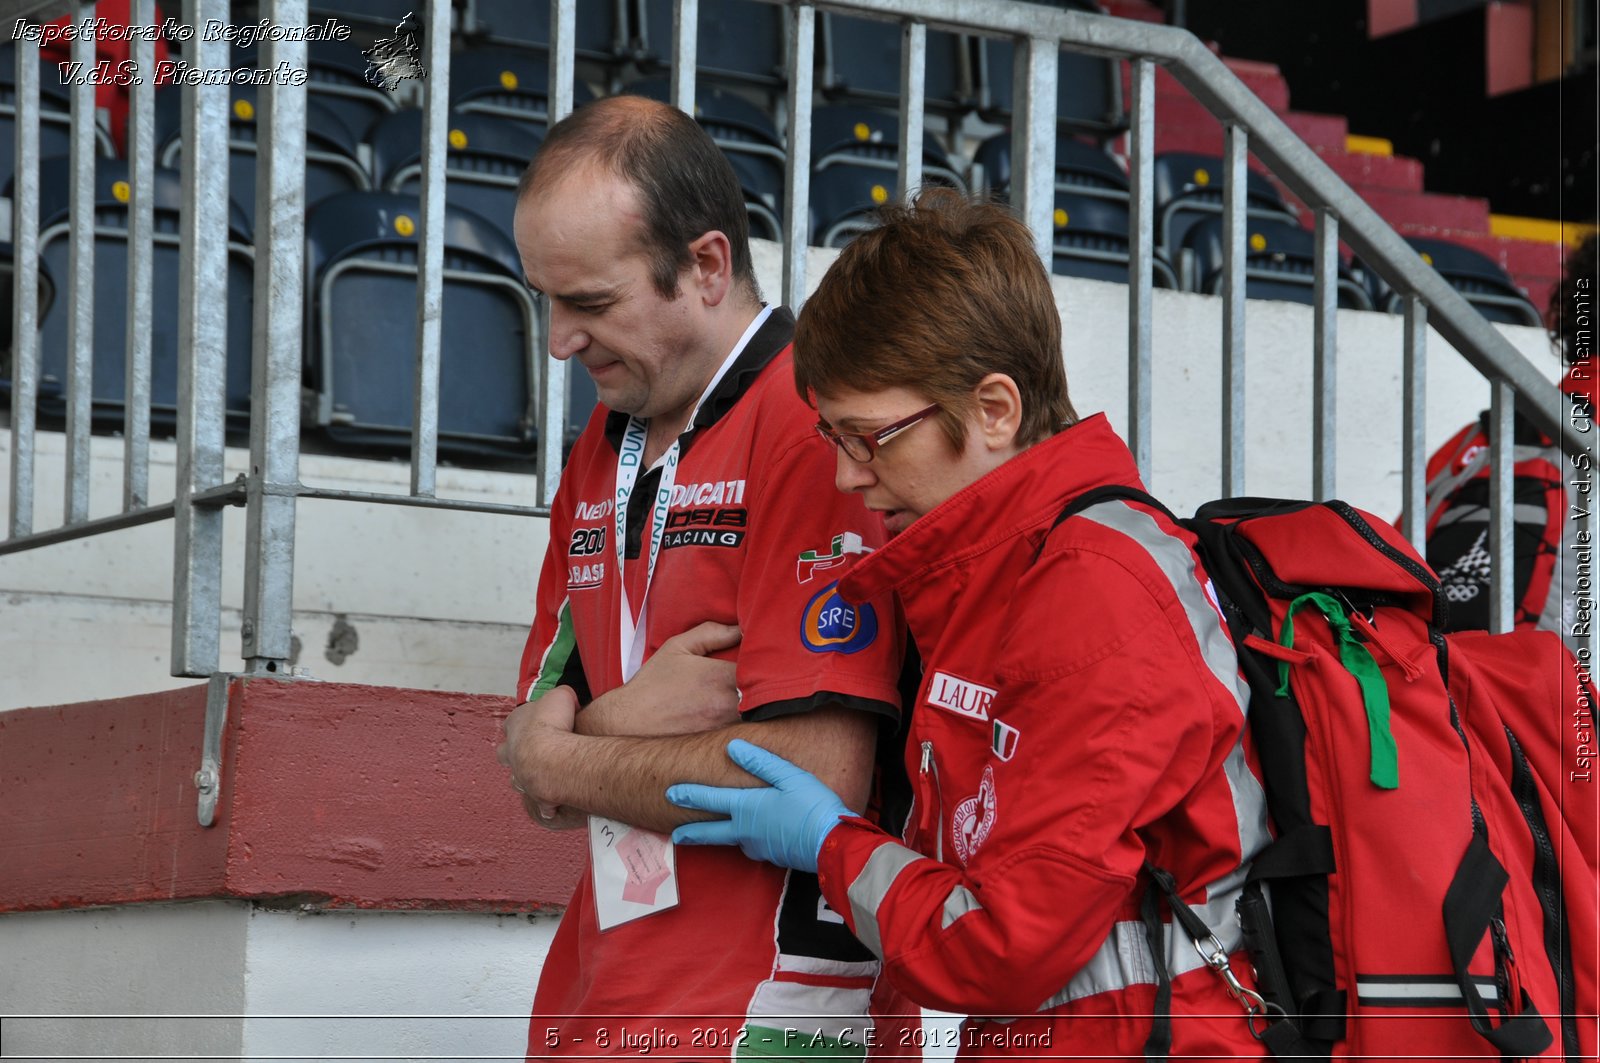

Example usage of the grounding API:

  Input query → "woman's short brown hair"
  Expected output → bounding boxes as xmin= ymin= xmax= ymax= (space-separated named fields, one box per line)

xmin=794 ymin=187 xmax=1077 ymax=451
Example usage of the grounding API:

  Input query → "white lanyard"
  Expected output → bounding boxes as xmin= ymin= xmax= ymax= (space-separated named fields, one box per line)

xmin=612 ymin=305 xmax=772 ymax=681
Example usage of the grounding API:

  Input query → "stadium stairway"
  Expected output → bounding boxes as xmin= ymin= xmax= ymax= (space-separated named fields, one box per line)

xmin=1102 ymin=0 xmax=1566 ymax=315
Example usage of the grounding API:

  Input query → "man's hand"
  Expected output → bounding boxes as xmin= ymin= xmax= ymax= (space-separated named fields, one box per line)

xmin=498 ymin=686 xmax=584 ymax=829
xmin=578 ymin=622 xmax=743 ymax=738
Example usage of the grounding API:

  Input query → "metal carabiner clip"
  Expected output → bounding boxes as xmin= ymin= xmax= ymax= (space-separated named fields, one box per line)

xmin=1190 ymin=933 xmax=1269 ymax=1016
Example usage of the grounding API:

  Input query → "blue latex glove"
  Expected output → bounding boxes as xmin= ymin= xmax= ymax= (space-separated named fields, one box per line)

xmin=667 ymin=739 xmax=851 ymax=873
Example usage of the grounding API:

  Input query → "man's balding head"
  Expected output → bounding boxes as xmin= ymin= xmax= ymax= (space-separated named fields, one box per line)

xmin=517 ymin=95 xmax=759 ymax=303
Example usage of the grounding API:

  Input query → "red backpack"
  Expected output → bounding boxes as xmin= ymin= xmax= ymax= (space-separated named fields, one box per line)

xmin=1054 ymin=487 xmax=1598 ymax=1060
xmin=1421 ymin=412 xmax=1575 ymax=645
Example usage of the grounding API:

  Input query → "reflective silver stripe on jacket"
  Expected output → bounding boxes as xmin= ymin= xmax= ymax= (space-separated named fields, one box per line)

xmin=1075 ymin=501 xmax=1272 ymax=863
xmin=845 ymin=841 xmax=967 ymax=958
xmin=1024 ymin=865 xmax=1252 ymax=1015
xmin=846 ymin=842 xmax=923 ymax=957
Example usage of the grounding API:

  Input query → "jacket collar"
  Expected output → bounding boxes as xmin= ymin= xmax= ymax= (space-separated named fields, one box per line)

xmin=841 ymin=413 xmax=1145 ymax=602
xmin=601 ymin=305 xmax=796 ymax=452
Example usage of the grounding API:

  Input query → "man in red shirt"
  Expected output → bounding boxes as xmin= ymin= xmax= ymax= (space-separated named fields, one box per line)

xmin=496 ymin=95 xmax=912 ymax=1061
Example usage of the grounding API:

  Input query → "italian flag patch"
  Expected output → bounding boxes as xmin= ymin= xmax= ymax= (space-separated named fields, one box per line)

xmin=991 ymin=719 xmax=1020 ymax=761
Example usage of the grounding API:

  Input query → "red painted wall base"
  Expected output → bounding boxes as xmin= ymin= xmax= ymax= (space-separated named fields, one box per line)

xmin=1 ymin=680 xmax=584 ymax=913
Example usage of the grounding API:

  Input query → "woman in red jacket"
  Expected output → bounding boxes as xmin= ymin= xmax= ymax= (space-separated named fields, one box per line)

xmin=669 ymin=190 xmax=1271 ymax=1060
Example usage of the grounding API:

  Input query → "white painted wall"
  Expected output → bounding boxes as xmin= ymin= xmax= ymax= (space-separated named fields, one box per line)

xmin=0 ymin=239 xmax=1558 ymax=711
xmin=0 ymin=900 xmax=559 ymax=1063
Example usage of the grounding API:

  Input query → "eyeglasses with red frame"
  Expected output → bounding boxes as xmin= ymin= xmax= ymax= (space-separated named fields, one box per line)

xmin=814 ymin=403 xmax=941 ymax=463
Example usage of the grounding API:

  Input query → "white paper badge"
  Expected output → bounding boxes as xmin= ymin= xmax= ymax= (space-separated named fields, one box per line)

xmin=589 ymin=815 xmax=680 ymax=931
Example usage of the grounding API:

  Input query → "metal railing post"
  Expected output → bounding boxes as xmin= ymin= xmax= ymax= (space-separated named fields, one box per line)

xmin=9 ymin=37 xmax=41 ymax=538
xmin=1401 ymin=297 xmax=1428 ymax=552
xmin=172 ymin=0 xmax=232 ymax=677
xmin=671 ymin=0 xmax=698 ymax=114
xmin=897 ymin=20 xmax=926 ymax=203
xmin=1488 ymin=380 xmax=1516 ymax=633
xmin=1011 ymin=35 xmax=1057 ymax=264
xmin=782 ymin=3 xmax=815 ymax=309
xmin=124 ymin=0 xmax=157 ymax=512
xmin=1312 ymin=209 xmax=1338 ymax=500
xmin=1220 ymin=122 xmax=1247 ymax=496
xmin=240 ymin=0 xmax=308 ymax=676
xmin=538 ymin=0 xmax=578 ymax=507
xmin=1127 ymin=59 xmax=1155 ymax=482
xmin=64 ymin=4 xmax=97 ymax=527
xmin=410 ymin=0 xmax=452 ymax=499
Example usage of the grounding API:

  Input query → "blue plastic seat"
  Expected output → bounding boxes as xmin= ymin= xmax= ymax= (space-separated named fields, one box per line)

xmin=449 ymin=44 xmax=599 ymax=135
xmin=0 ymin=241 xmax=55 ymax=372
xmin=469 ymin=0 xmax=625 ymax=62
xmin=231 ymin=39 xmax=398 ymax=143
xmin=304 ymin=190 xmax=542 ymax=458
xmin=14 ymin=157 xmax=256 ymax=432
xmin=1184 ymin=214 xmax=1373 ymax=310
xmin=310 ymin=1 xmax=411 ymax=28
xmin=811 ymin=105 xmax=966 ymax=194
xmin=637 ymin=0 xmax=786 ymax=89
xmin=156 ymin=82 xmax=370 ymax=225
xmin=972 ymin=133 xmax=1130 ymax=203
xmin=819 ymin=12 xmax=972 ymax=113
xmin=809 ymin=164 xmax=898 ymax=248
xmin=1050 ymin=192 xmax=1178 ymax=288
xmin=1153 ymin=153 xmax=1301 ymax=286
xmin=368 ymin=107 xmax=543 ymax=229
xmin=1369 ymin=237 xmax=1543 ymax=327
xmin=976 ymin=1 xmax=1125 ymax=140
xmin=0 ymin=42 xmax=114 ymax=194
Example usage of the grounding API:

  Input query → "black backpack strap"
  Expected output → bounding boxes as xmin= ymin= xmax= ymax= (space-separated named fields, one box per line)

xmin=1051 ymin=484 xmax=1177 ymax=531
xmin=1139 ymin=876 xmax=1176 ymax=1062
xmin=1443 ymin=834 xmax=1556 ymax=1056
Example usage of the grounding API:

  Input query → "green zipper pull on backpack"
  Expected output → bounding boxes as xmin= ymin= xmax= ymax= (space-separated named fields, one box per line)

xmin=1276 ymin=592 xmax=1401 ymax=790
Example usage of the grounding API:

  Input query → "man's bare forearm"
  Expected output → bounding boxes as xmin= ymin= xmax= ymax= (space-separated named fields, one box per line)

xmin=534 ymin=707 xmax=877 ymax=833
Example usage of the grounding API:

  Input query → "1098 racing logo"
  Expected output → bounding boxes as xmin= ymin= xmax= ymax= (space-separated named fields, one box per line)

xmin=800 ymin=582 xmax=878 ymax=654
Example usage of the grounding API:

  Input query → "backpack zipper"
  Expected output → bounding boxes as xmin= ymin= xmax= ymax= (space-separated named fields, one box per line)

xmin=1505 ymin=726 xmax=1579 ymax=1058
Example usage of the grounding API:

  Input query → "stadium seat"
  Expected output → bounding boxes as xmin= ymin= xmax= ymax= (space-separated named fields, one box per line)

xmin=1366 ymin=237 xmax=1543 ymax=327
xmin=971 ymin=133 xmax=1130 ymax=203
xmin=819 ymin=12 xmax=972 ymax=114
xmin=636 ymin=0 xmax=786 ymax=89
xmin=450 ymin=44 xmax=599 ymax=135
xmin=156 ymin=83 xmax=369 ymax=226
xmin=1184 ymin=214 xmax=1373 ymax=309
xmin=303 ymin=190 xmax=541 ymax=458
xmin=309 ymin=1 xmax=411 ymax=33
xmin=975 ymin=0 xmax=1125 ymax=140
xmin=809 ymin=164 xmax=896 ymax=248
xmin=1154 ymin=152 xmax=1300 ymax=286
xmin=1050 ymin=191 xmax=1178 ymax=288
xmin=0 ymin=241 xmax=55 ymax=366
xmin=0 ymin=42 xmax=114 ymax=194
xmin=811 ymin=104 xmax=966 ymax=194
xmin=232 ymin=39 xmax=397 ymax=145
xmin=16 ymin=156 xmax=256 ymax=432
xmin=621 ymin=78 xmax=785 ymax=241
xmin=368 ymin=107 xmax=542 ymax=228
xmin=469 ymin=0 xmax=625 ymax=62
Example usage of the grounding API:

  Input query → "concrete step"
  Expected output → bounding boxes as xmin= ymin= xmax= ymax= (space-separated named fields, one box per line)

xmin=1362 ymin=186 xmax=1493 ymax=238
xmin=1100 ymin=0 xmax=1165 ymax=24
xmin=1315 ymin=146 xmax=1426 ymax=193
xmin=1150 ymin=108 xmax=1349 ymax=159
xmin=1133 ymin=58 xmax=1293 ymax=114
